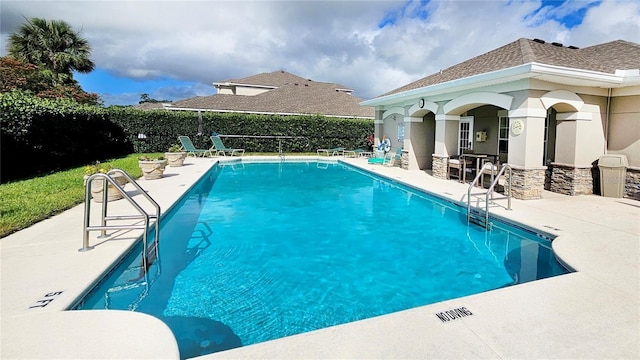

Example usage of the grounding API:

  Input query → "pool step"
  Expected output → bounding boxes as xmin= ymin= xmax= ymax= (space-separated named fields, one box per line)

xmin=468 ymin=208 xmax=492 ymax=230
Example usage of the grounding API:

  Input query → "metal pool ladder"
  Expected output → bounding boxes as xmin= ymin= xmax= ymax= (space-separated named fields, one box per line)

xmin=466 ymin=162 xmax=512 ymax=230
xmin=81 ymin=169 xmax=160 ymax=275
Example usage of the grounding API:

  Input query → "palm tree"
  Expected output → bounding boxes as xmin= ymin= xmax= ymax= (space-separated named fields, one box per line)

xmin=7 ymin=17 xmax=95 ymax=85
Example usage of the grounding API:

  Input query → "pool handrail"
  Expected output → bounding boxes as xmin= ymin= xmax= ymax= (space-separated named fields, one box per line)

xmin=81 ymin=169 xmax=161 ymax=277
xmin=466 ymin=162 xmax=512 ymax=229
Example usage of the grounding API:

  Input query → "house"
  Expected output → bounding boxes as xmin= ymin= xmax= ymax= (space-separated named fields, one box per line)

xmin=161 ymin=70 xmax=374 ymax=119
xmin=362 ymin=38 xmax=640 ymax=200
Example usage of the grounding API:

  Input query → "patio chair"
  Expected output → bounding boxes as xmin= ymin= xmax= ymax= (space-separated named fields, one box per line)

xmin=447 ymin=155 xmax=472 ymax=182
xmin=343 ymin=149 xmax=372 ymax=158
xmin=178 ymin=136 xmax=213 ymax=157
xmin=480 ymin=158 xmax=504 ymax=189
xmin=317 ymin=147 xmax=345 ymax=156
xmin=210 ymin=135 xmax=245 ymax=156
xmin=368 ymin=148 xmax=402 ymax=165
xmin=383 ymin=147 xmax=403 ymax=167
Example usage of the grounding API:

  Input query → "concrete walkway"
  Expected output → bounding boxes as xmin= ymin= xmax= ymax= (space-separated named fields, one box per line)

xmin=1 ymin=156 xmax=638 ymax=359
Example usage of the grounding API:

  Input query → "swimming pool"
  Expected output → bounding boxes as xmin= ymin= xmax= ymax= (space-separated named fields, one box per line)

xmin=73 ymin=160 xmax=569 ymax=359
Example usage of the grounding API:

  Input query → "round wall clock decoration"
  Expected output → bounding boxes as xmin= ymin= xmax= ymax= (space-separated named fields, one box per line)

xmin=511 ymin=119 xmax=524 ymax=135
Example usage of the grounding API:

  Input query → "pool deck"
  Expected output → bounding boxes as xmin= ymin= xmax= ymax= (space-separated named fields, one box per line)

xmin=1 ymin=156 xmax=638 ymax=359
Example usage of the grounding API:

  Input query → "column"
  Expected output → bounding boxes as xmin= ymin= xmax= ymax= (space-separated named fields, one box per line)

xmin=507 ymin=108 xmax=547 ymax=199
xmin=432 ymin=114 xmax=460 ymax=179
xmin=403 ymin=116 xmax=423 ymax=170
xmin=550 ymin=111 xmax=598 ymax=196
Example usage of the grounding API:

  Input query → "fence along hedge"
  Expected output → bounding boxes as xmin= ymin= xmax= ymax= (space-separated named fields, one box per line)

xmin=108 ymin=107 xmax=374 ymax=154
xmin=1 ymin=93 xmax=373 ymax=183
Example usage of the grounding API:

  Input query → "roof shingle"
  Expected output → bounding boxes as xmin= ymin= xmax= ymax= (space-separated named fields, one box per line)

xmin=172 ymin=76 xmax=373 ymax=118
xmin=380 ymin=38 xmax=640 ymax=97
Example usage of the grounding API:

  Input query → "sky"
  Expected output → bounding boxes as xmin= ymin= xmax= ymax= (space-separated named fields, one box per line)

xmin=1 ymin=0 xmax=639 ymax=106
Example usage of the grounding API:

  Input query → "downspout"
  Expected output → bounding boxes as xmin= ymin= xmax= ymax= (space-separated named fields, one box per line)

xmin=604 ymin=88 xmax=612 ymax=154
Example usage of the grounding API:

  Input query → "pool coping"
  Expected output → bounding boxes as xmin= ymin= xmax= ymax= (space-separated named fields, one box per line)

xmin=1 ymin=156 xmax=638 ymax=359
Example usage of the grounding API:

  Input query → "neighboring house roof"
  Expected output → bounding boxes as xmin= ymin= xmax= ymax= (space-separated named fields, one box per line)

xmin=134 ymin=102 xmax=170 ymax=110
xmin=215 ymin=70 xmax=354 ymax=92
xmin=169 ymin=71 xmax=373 ymax=118
xmin=379 ymin=38 xmax=640 ymax=98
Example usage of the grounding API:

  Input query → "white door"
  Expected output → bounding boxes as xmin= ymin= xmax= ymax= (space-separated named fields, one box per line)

xmin=458 ymin=116 xmax=474 ymax=155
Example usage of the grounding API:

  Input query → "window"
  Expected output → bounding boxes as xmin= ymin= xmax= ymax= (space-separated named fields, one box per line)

xmin=458 ymin=116 xmax=474 ymax=155
xmin=498 ymin=114 xmax=509 ymax=163
xmin=543 ymin=114 xmax=549 ymax=164
xmin=543 ymin=108 xmax=556 ymax=165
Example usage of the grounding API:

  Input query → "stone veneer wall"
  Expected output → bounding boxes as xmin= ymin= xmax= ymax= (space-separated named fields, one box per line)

xmin=508 ymin=166 xmax=546 ymax=200
xmin=549 ymin=163 xmax=594 ymax=196
xmin=625 ymin=167 xmax=640 ymax=200
xmin=400 ymin=150 xmax=409 ymax=170
xmin=432 ymin=155 xmax=448 ymax=179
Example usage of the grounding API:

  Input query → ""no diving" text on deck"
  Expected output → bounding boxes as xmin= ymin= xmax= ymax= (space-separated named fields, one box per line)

xmin=435 ymin=307 xmax=473 ymax=323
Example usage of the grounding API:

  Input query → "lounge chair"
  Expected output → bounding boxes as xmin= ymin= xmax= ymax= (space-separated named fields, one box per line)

xmin=210 ymin=135 xmax=245 ymax=156
xmin=317 ymin=147 xmax=345 ymax=156
xmin=368 ymin=148 xmax=402 ymax=166
xmin=343 ymin=149 xmax=373 ymax=158
xmin=178 ymin=136 xmax=213 ymax=157
xmin=383 ymin=147 xmax=403 ymax=166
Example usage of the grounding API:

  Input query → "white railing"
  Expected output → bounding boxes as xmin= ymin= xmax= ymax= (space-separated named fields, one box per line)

xmin=466 ymin=162 xmax=512 ymax=229
xmin=81 ymin=169 xmax=161 ymax=276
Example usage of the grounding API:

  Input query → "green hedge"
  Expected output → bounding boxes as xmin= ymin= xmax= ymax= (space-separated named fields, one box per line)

xmin=107 ymin=108 xmax=374 ymax=154
xmin=0 ymin=91 xmax=131 ymax=182
xmin=1 ymin=92 xmax=374 ymax=183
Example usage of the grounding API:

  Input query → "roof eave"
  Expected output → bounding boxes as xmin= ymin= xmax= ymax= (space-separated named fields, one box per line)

xmin=212 ymin=82 xmax=277 ymax=90
xmin=361 ymin=64 xmax=535 ymax=107
xmin=164 ymin=106 xmax=373 ymax=119
xmin=530 ymin=63 xmax=628 ymax=87
xmin=361 ymin=63 xmax=635 ymax=108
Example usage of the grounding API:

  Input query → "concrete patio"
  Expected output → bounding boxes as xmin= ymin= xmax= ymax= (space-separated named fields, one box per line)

xmin=1 ymin=156 xmax=638 ymax=359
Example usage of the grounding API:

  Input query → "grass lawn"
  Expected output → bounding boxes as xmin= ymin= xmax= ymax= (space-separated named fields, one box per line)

xmin=0 ymin=154 xmax=159 ymax=238
xmin=0 ymin=152 xmax=317 ymax=238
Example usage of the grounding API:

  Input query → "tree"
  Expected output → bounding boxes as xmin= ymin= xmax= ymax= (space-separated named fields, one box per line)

xmin=0 ymin=56 xmax=101 ymax=106
xmin=4 ymin=18 xmax=101 ymax=106
xmin=7 ymin=17 xmax=95 ymax=86
xmin=0 ymin=57 xmax=40 ymax=92
xmin=139 ymin=93 xmax=170 ymax=104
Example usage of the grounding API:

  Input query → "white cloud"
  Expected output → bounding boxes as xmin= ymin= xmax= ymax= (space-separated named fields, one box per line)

xmin=1 ymin=0 xmax=638 ymax=105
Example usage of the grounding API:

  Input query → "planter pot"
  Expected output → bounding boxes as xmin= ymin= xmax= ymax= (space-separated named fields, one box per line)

xmin=139 ymin=159 xmax=168 ymax=180
xmin=165 ymin=151 xmax=187 ymax=167
xmin=84 ymin=174 xmax=128 ymax=203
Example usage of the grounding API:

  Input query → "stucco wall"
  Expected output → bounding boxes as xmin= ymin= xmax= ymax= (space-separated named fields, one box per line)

xmin=466 ymin=105 xmax=500 ymax=156
xmin=382 ymin=115 xmax=401 ymax=150
xmin=574 ymin=94 xmax=606 ymax=166
xmin=546 ymin=91 xmax=606 ymax=167
xmin=408 ymin=114 xmax=435 ymax=169
xmin=607 ymin=94 xmax=640 ymax=167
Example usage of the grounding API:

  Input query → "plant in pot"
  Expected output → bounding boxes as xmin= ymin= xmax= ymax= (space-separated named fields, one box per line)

xmin=165 ymin=144 xmax=187 ymax=167
xmin=84 ymin=161 xmax=128 ymax=202
xmin=138 ymin=155 xmax=168 ymax=180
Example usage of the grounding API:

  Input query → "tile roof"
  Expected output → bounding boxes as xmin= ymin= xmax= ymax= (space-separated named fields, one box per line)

xmin=217 ymin=70 xmax=354 ymax=89
xmin=172 ymin=71 xmax=373 ymax=118
xmin=381 ymin=38 xmax=640 ymax=97
xmin=133 ymin=102 xmax=170 ymax=110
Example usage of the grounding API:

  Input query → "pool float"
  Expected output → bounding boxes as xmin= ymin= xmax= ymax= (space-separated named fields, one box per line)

xmin=377 ymin=138 xmax=391 ymax=152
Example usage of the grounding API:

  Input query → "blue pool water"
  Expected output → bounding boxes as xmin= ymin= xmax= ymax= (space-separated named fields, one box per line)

xmin=74 ymin=161 xmax=568 ymax=359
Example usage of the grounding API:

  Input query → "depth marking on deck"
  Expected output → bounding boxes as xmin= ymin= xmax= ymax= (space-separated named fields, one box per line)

xmin=435 ymin=307 xmax=473 ymax=323
xmin=29 ymin=291 xmax=64 ymax=309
